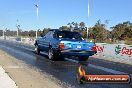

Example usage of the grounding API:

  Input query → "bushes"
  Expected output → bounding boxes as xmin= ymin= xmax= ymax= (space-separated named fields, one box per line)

xmin=125 ymin=38 xmax=132 ymax=45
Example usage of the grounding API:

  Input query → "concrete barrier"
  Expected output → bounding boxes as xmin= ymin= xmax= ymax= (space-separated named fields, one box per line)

xmin=2 ymin=36 xmax=36 ymax=45
xmin=95 ymin=43 xmax=132 ymax=64
xmin=20 ymin=38 xmax=35 ymax=45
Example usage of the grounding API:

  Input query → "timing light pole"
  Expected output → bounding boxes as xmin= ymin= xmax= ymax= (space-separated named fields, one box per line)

xmin=3 ymin=27 xmax=5 ymax=39
xmin=35 ymin=1 xmax=39 ymax=38
xmin=1 ymin=25 xmax=5 ymax=39
xmin=3 ymin=29 xmax=4 ymax=37
xmin=16 ymin=19 xmax=20 ymax=37
xmin=86 ymin=0 xmax=90 ymax=41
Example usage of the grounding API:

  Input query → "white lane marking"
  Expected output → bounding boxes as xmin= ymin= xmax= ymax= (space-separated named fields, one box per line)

xmin=65 ymin=58 xmax=132 ymax=77
xmin=88 ymin=64 xmax=126 ymax=74
xmin=22 ymin=47 xmax=49 ymax=55
xmin=22 ymin=47 xmax=34 ymax=52
xmin=65 ymin=58 xmax=79 ymax=63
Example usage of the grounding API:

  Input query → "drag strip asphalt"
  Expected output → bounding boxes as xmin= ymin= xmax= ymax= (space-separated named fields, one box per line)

xmin=0 ymin=40 xmax=132 ymax=88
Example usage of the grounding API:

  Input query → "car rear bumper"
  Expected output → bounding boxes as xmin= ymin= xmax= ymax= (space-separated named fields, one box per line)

xmin=60 ymin=49 xmax=97 ymax=56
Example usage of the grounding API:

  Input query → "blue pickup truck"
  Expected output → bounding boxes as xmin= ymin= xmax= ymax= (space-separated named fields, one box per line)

xmin=34 ymin=29 xmax=97 ymax=61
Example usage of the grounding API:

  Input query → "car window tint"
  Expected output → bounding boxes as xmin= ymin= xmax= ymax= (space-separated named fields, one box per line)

xmin=57 ymin=31 xmax=83 ymax=40
xmin=44 ymin=31 xmax=54 ymax=38
xmin=49 ymin=31 xmax=53 ymax=38
xmin=44 ymin=31 xmax=51 ymax=38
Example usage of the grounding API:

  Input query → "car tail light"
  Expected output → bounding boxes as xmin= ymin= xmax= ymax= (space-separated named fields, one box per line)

xmin=58 ymin=43 xmax=65 ymax=49
xmin=91 ymin=45 xmax=97 ymax=51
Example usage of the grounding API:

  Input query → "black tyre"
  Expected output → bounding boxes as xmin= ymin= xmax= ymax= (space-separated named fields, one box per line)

xmin=48 ymin=48 xmax=58 ymax=61
xmin=58 ymin=55 xmax=64 ymax=61
xmin=35 ymin=45 xmax=40 ymax=55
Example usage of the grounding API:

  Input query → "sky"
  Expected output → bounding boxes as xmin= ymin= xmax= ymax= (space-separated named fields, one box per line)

xmin=0 ymin=0 xmax=132 ymax=31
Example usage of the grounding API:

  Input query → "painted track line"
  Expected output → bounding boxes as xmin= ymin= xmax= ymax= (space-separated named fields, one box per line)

xmin=22 ymin=47 xmax=34 ymax=52
xmin=65 ymin=58 xmax=132 ymax=77
xmin=88 ymin=64 xmax=126 ymax=74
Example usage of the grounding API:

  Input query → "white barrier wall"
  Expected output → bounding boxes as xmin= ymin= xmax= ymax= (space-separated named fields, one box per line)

xmin=2 ymin=36 xmax=36 ymax=45
xmin=95 ymin=43 xmax=132 ymax=64
xmin=20 ymin=38 xmax=35 ymax=45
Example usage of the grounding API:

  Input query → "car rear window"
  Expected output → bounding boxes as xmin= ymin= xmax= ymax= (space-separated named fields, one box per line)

xmin=56 ymin=31 xmax=83 ymax=40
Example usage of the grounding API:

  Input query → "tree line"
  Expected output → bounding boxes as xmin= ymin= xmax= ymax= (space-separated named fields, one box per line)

xmin=59 ymin=20 xmax=132 ymax=44
xmin=0 ymin=20 xmax=132 ymax=44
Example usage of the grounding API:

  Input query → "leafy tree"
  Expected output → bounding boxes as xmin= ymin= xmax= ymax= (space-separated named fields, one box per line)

xmin=89 ymin=20 xmax=109 ymax=42
xmin=42 ymin=28 xmax=49 ymax=34
xmin=28 ymin=30 xmax=36 ymax=37
xmin=67 ymin=22 xmax=73 ymax=31
xmin=59 ymin=26 xmax=69 ymax=30
xmin=79 ymin=22 xmax=85 ymax=30
xmin=111 ymin=21 xmax=132 ymax=40
xmin=21 ymin=31 xmax=29 ymax=36
xmin=0 ymin=30 xmax=3 ymax=36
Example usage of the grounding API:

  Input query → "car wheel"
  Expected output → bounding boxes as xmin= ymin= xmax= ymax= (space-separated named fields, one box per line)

xmin=35 ymin=45 xmax=40 ymax=55
xmin=79 ymin=56 xmax=89 ymax=61
xmin=48 ymin=48 xmax=57 ymax=61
